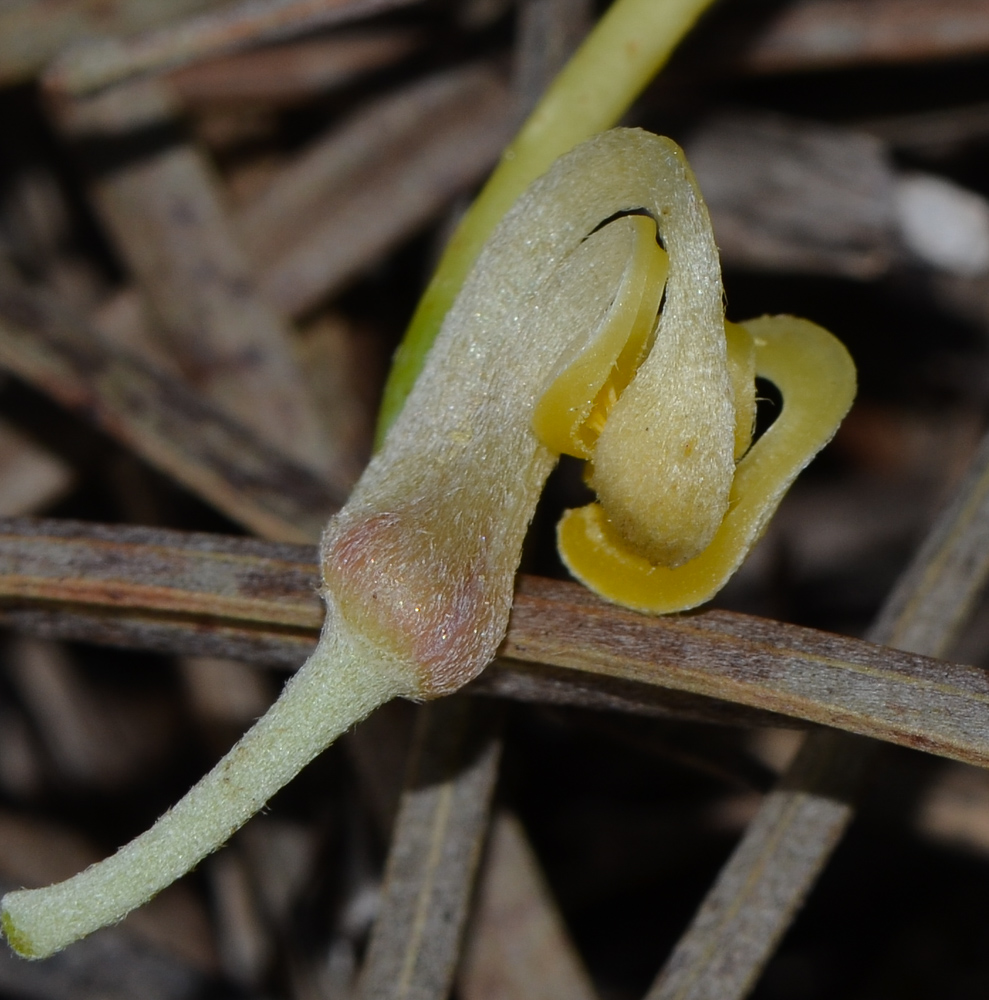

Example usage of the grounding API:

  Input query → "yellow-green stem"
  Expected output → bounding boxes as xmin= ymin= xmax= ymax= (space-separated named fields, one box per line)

xmin=374 ymin=0 xmax=719 ymax=444
xmin=1 ymin=617 xmax=417 ymax=959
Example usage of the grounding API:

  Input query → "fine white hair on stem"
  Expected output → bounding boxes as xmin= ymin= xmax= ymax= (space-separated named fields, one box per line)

xmin=1 ymin=612 xmax=419 ymax=959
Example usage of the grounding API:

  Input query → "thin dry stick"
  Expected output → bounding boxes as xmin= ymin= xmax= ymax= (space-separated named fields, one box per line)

xmin=237 ymin=63 xmax=515 ymax=317
xmin=476 ymin=658 xmax=791 ymax=728
xmin=6 ymin=520 xmax=989 ymax=763
xmin=685 ymin=112 xmax=896 ymax=280
xmin=0 ymin=519 xmax=794 ymax=725
xmin=0 ymin=0 xmax=222 ymax=86
xmin=499 ymin=575 xmax=989 ymax=767
xmin=857 ymin=102 xmax=989 ymax=153
xmin=356 ymin=698 xmax=503 ymax=1000
xmin=740 ymin=0 xmax=989 ymax=73
xmin=0 ymin=419 xmax=73 ymax=518
xmin=167 ymin=27 xmax=422 ymax=105
xmin=45 ymin=0 xmax=425 ymax=96
xmin=646 ymin=425 xmax=989 ymax=1000
xmin=459 ymin=811 xmax=600 ymax=1000
xmin=0 ymin=270 xmax=341 ymax=541
xmin=50 ymin=76 xmax=333 ymax=478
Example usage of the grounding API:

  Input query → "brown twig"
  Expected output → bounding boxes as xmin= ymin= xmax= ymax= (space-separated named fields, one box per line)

xmin=167 ymin=28 xmax=423 ymax=106
xmin=3 ymin=519 xmax=989 ymax=766
xmin=685 ymin=112 xmax=897 ymax=280
xmin=646 ymin=426 xmax=989 ymax=1000
xmin=740 ymin=0 xmax=989 ymax=74
xmin=0 ymin=0 xmax=222 ymax=87
xmin=0 ymin=518 xmax=794 ymax=724
xmin=236 ymin=63 xmax=515 ymax=317
xmin=459 ymin=811 xmax=600 ymax=1000
xmin=49 ymin=77 xmax=333 ymax=477
xmin=0 ymin=271 xmax=341 ymax=541
xmin=45 ymin=0 xmax=426 ymax=97
xmin=356 ymin=698 xmax=503 ymax=1000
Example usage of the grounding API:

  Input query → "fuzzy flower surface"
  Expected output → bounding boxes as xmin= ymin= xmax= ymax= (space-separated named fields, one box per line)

xmin=0 ymin=128 xmax=854 ymax=960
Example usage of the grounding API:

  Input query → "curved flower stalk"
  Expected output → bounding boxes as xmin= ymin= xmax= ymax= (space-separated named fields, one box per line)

xmin=0 ymin=128 xmax=855 ymax=960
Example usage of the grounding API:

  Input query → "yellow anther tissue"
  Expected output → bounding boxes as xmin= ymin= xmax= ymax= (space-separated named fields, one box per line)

xmin=0 ymin=128 xmax=855 ymax=960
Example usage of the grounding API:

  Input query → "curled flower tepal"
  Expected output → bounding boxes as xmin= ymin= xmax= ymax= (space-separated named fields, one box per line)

xmin=323 ymin=128 xmax=741 ymax=694
xmin=554 ymin=315 xmax=856 ymax=613
xmin=0 ymin=128 xmax=854 ymax=961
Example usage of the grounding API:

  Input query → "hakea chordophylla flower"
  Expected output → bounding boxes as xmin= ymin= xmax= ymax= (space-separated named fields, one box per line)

xmin=0 ymin=128 xmax=855 ymax=960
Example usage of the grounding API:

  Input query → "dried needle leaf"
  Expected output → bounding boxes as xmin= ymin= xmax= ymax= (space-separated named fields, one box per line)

xmin=459 ymin=811 xmax=599 ymax=1000
xmin=2 ymin=521 xmax=989 ymax=765
xmin=0 ymin=268 xmax=341 ymax=541
xmin=357 ymin=698 xmax=502 ymax=1000
xmin=240 ymin=63 xmax=515 ymax=317
xmin=0 ymin=0 xmax=223 ymax=86
xmin=741 ymin=0 xmax=989 ymax=74
xmin=167 ymin=28 xmax=422 ymax=105
xmin=45 ymin=0 xmax=426 ymax=96
xmin=646 ymin=426 xmax=989 ymax=1000
xmin=51 ymin=76 xmax=332 ymax=476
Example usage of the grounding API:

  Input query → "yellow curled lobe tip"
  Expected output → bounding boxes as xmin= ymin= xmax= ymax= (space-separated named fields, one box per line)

xmin=554 ymin=315 xmax=857 ymax=614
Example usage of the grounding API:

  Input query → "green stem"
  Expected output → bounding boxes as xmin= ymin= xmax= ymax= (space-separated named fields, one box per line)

xmin=375 ymin=0 xmax=719 ymax=444
xmin=1 ymin=620 xmax=417 ymax=959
